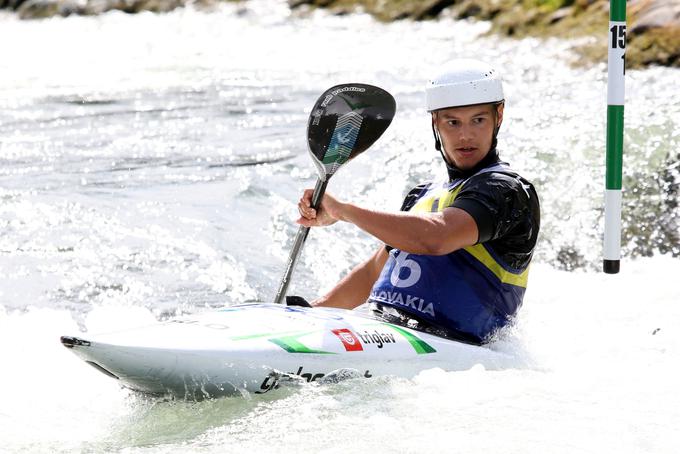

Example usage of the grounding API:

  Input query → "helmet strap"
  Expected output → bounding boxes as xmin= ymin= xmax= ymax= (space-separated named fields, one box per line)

xmin=431 ymin=114 xmax=455 ymax=170
xmin=492 ymin=100 xmax=504 ymax=136
xmin=431 ymin=119 xmax=442 ymax=152
xmin=490 ymin=101 xmax=504 ymax=152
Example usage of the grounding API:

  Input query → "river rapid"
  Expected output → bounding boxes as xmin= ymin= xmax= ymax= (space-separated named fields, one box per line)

xmin=1 ymin=1 xmax=679 ymax=453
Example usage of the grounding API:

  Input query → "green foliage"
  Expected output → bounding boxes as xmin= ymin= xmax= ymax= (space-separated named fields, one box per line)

xmin=523 ymin=0 xmax=574 ymax=12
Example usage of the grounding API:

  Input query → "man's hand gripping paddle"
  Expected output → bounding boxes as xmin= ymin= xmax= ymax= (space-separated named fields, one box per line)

xmin=273 ymin=84 xmax=396 ymax=305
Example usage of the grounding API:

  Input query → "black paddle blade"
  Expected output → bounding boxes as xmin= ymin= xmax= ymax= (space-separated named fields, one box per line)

xmin=307 ymin=83 xmax=396 ymax=178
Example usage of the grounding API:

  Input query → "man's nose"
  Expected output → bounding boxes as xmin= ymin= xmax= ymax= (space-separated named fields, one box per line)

xmin=459 ymin=123 xmax=474 ymax=141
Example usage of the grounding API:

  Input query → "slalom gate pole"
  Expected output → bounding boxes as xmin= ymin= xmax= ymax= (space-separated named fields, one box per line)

xmin=603 ymin=0 xmax=626 ymax=274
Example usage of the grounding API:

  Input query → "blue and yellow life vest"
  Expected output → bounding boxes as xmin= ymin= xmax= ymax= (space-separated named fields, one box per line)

xmin=368 ymin=163 xmax=530 ymax=343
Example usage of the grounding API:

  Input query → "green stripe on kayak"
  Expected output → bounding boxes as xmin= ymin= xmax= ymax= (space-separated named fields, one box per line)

xmin=382 ymin=324 xmax=436 ymax=354
xmin=230 ymin=330 xmax=305 ymax=341
xmin=269 ymin=332 xmax=335 ymax=354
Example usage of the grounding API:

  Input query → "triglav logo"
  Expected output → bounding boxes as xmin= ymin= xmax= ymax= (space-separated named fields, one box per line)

xmin=332 ymin=328 xmax=363 ymax=352
xmin=357 ymin=330 xmax=396 ymax=349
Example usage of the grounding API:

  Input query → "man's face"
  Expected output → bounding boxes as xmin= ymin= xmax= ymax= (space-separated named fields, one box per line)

xmin=434 ymin=103 xmax=503 ymax=170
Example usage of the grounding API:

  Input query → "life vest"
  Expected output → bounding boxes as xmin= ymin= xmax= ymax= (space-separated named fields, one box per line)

xmin=368 ymin=163 xmax=530 ymax=343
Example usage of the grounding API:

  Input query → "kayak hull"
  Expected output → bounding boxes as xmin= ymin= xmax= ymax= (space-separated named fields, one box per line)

xmin=61 ymin=303 xmax=511 ymax=398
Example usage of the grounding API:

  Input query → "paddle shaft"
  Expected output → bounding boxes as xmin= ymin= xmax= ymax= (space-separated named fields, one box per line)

xmin=273 ymin=177 xmax=328 ymax=304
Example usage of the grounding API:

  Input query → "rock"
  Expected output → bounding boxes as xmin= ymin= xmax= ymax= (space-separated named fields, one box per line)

xmin=457 ymin=1 xmax=482 ymax=19
xmin=129 ymin=0 xmax=184 ymax=13
xmin=494 ymin=3 xmax=544 ymax=37
xmin=117 ymin=0 xmax=144 ymax=14
xmin=80 ymin=0 xmax=111 ymax=15
xmin=630 ymin=0 xmax=680 ymax=34
xmin=308 ymin=0 xmax=334 ymax=7
xmin=412 ymin=0 xmax=455 ymax=21
xmin=192 ymin=0 xmax=218 ymax=12
xmin=451 ymin=0 xmax=505 ymax=21
xmin=4 ymin=0 xmax=29 ymax=9
xmin=573 ymin=0 xmax=596 ymax=9
xmin=627 ymin=25 xmax=680 ymax=67
xmin=548 ymin=6 xmax=571 ymax=24
xmin=626 ymin=0 xmax=680 ymax=67
xmin=288 ymin=0 xmax=312 ymax=7
xmin=17 ymin=0 xmax=55 ymax=18
xmin=15 ymin=0 xmax=192 ymax=17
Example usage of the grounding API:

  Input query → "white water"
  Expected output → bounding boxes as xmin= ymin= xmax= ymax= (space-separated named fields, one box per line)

xmin=0 ymin=1 xmax=679 ymax=452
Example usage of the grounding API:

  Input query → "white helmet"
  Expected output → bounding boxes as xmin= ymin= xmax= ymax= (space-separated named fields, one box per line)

xmin=426 ymin=59 xmax=504 ymax=111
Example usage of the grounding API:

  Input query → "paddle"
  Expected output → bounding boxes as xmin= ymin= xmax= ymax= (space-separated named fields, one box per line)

xmin=273 ymin=83 xmax=396 ymax=305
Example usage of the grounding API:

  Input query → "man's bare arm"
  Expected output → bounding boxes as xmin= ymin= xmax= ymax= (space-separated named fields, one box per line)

xmin=313 ymin=246 xmax=388 ymax=309
xmin=297 ymin=190 xmax=478 ymax=256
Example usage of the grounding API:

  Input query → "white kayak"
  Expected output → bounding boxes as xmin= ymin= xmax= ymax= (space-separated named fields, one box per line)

xmin=61 ymin=303 xmax=515 ymax=399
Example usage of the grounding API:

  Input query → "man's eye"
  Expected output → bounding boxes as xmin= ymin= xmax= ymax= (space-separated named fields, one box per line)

xmin=473 ymin=117 xmax=485 ymax=124
xmin=447 ymin=120 xmax=459 ymax=126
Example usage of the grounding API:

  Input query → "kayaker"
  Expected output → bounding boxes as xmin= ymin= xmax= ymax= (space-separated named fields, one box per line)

xmin=296 ymin=59 xmax=540 ymax=345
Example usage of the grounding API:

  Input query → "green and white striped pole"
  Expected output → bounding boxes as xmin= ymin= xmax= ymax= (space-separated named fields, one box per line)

xmin=604 ymin=0 xmax=626 ymax=274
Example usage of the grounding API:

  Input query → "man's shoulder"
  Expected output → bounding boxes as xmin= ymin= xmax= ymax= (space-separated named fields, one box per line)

xmin=455 ymin=165 xmax=540 ymax=226
xmin=465 ymin=166 xmax=537 ymax=195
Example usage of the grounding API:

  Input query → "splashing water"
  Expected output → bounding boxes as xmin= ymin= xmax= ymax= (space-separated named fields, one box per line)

xmin=0 ymin=1 xmax=678 ymax=453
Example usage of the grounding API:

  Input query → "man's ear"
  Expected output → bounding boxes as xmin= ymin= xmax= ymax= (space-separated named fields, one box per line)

xmin=496 ymin=103 xmax=505 ymax=128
